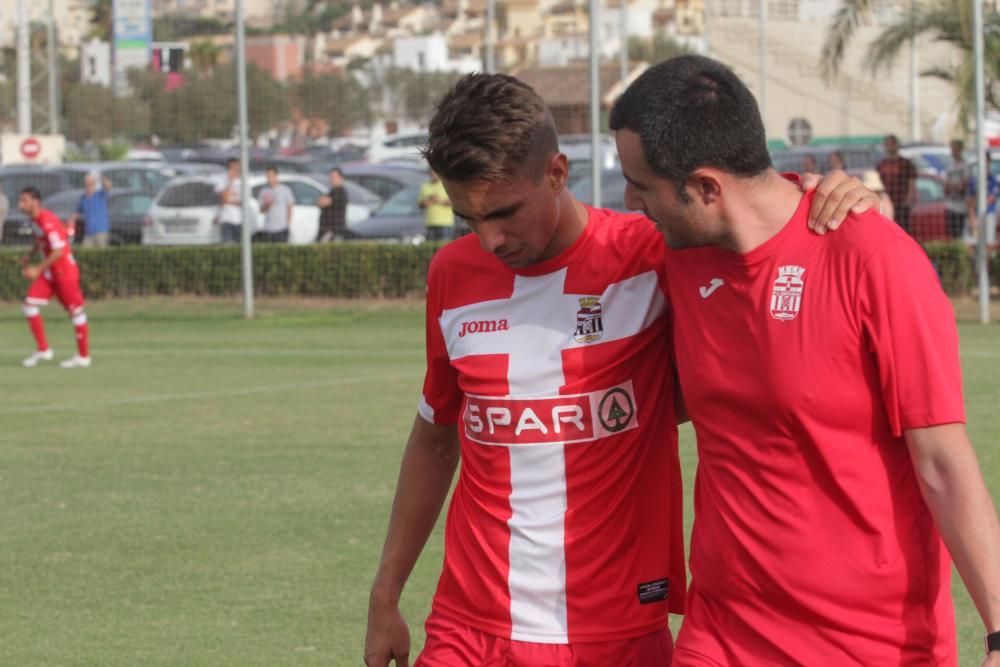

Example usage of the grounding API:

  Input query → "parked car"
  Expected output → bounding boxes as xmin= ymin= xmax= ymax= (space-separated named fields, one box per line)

xmin=365 ymin=131 xmax=429 ymax=164
xmin=42 ymin=188 xmax=153 ymax=245
xmin=771 ymin=145 xmax=882 ymax=174
xmin=560 ymin=134 xmax=620 ymax=187
xmin=0 ymin=166 xmax=72 ymax=245
xmin=347 ymin=184 xmax=426 ymax=242
xmin=910 ymin=175 xmax=951 ymax=242
xmin=569 ymin=169 xmax=629 ymax=212
xmin=142 ymin=173 xmax=369 ymax=245
xmin=306 ymin=174 xmax=384 ymax=214
xmin=339 ymin=163 xmax=426 ymax=201
xmin=900 ymin=144 xmax=953 ymax=176
xmin=57 ymin=162 xmax=172 ymax=196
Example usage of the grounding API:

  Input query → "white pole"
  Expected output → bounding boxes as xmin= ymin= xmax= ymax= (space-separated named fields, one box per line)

xmin=619 ymin=0 xmax=628 ymax=84
xmin=486 ymin=0 xmax=496 ymax=73
xmin=47 ymin=0 xmax=59 ymax=134
xmin=758 ymin=0 xmax=767 ymax=139
xmin=17 ymin=0 xmax=31 ymax=134
xmin=589 ymin=0 xmax=602 ymax=208
xmin=236 ymin=0 xmax=254 ymax=319
xmin=972 ymin=0 xmax=989 ymax=324
xmin=908 ymin=1 xmax=920 ymax=141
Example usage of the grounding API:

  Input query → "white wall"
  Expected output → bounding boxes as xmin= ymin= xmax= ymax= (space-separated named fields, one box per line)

xmin=80 ymin=39 xmax=113 ymax=87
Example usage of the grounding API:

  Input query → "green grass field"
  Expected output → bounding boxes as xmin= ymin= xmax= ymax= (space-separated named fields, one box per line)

xmin=0 ymin=298 xmax=997 ymax=666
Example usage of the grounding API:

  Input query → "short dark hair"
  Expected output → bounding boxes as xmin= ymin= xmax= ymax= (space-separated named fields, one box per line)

xmin=885 ymin=134 xmax=899 ymax=144
xmin=226 ymin=158 xmax=239 ymax=167
xmin=266 ymin=164 xmax=278 ymax=174
xmin=424 ymin=73 xmax=559 ymax=183
xmin=609 ymin=55 xmax=771 ymax=200
xmin=20 ymin=186 xmax=41 ymax=202
xmin=330 ymin=167 xmax=343 ymax=177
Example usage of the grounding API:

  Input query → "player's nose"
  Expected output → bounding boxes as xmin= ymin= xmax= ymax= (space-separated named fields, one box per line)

xmin=477 ymin=223 xmax=506 ymax=254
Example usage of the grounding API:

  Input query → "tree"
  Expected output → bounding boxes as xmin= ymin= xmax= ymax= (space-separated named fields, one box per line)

xmin=89 ymin=0 xmax=112 ymax=41
xmin=189 ymin=40 xmax=222 ymax=77
xmin=821 ymin=1 xmax=1000 ymax=130
xmin=294 ymin=70 xmax=373 ymax=135
xmin=627 ymin=31 xmax=693 ymax=64
xmin=381 ymin=68 xmax=464 ymax=126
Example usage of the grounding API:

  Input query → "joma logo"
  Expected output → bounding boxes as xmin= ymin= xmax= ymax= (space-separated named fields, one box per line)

xmin=459 ymin=319 xmax=509 ymax=337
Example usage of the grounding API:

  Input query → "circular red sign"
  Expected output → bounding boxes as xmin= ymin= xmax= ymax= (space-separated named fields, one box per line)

xmin=20 ymin=137 xmax=41 ymax=159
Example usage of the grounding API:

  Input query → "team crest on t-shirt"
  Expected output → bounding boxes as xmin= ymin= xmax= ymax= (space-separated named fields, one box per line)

xmin=770 ymin=265 xmax=806 ymax=321
xmin=574 ymin=296 xmax=604 ymax=343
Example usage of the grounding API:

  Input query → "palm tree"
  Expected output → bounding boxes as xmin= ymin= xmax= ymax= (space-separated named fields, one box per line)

xmin=821 ymin=0 xmax=999 ymax=131
xmin=189 ymin=40 xmax=222 ymax=77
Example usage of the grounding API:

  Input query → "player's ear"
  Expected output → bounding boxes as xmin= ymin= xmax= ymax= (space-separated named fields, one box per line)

xmin=687 ymin=169 xmax=723 ymax=206
xmin=546 ymin=153 xmax=569 ymax=193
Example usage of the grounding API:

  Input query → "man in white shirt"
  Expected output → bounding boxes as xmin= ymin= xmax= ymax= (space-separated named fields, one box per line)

xmin=256 ymin=166 xmax=295 ymax=243
xmin=214 ymin=158 xmax=243 ymax=243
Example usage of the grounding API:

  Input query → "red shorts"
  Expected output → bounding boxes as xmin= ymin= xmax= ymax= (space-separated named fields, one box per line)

xmin=26 ymin=268 xmax=84 ymax=312
xmin=415 ymin=612 xmax=673 ymax=667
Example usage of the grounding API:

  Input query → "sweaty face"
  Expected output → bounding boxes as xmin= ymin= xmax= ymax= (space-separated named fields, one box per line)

xmin=615 ymin=130 xmax=709 ymax=249
xmin=443 ymin=164 xmax=563 ymax=269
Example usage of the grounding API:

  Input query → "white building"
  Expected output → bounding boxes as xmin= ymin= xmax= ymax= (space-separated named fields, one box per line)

xmin=391 ymin=33 xmax=479 ymax=72
xmin=0 ymin=0 xmax=92 ymax=52
xmin=80 ymin=39 xmax=113 ymax=87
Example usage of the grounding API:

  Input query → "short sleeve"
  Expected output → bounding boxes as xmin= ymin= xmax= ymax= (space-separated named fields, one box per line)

xmin=857 ymin=237 xmax=965 ymax=436
xmin=419 ymin=259 xmax=463 ymax=424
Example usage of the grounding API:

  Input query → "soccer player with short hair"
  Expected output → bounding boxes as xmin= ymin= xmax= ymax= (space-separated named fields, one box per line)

xmin=611 ymin=55 xmax=1000 ymax=665
xmin=18 ymin=187 xmax=91 ymax=369
xmin=364 ymin=74 xmax=877 ymax=667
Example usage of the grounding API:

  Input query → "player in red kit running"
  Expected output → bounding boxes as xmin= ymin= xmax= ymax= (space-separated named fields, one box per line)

xmin=363 ymin=74 xmax=878 ymax=667
xmin=612 ymin=55 xmax=1000 ymax=666
xmin=18 ymin=187 xmax=91 ymax=369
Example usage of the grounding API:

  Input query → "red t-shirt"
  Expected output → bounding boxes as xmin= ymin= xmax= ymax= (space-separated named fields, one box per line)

xmin=33 ymin=208 xmax=76 ymax=276
xmin=666 ymin=192 xmax=964 ymax=664
xmin=420 ymin=208 xmax=685 ymax=644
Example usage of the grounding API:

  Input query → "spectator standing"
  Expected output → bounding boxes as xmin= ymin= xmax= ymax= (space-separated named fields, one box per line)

xmin=968 ymin=151 xmax=999 ymax=246
xmin=317 ymin=167 xmax=348 ymax=241
xmin=214 ymin=158 xmax=243 ymax=244
xmin=70 ymin=173 xmax=113 ymax=247
xmin=861 ymin=169 xmax=894 ymax=222
xmin=418 ymin=170 xmax=454 ymax=242
xmin=944 ymin=140 xmax=970 ymax=240
xmin=0 ymin=186 xmax=8 ymax=233
xmin=877 ymin=134 xmax=917 ymax=234
xmin=256 ymin=166 xmax=295 ymax=243
xmin=828 ymin=151 xmax=846 ymax=172
xmin=801 ymin=154 xmax=818 ymax=175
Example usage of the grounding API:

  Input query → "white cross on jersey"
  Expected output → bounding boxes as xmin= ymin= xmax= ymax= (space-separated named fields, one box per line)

xmin=436 ymin=267 xmax=665 ymax=643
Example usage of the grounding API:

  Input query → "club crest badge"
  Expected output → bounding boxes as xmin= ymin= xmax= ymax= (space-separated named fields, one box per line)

xmin=769 ymin=265 xmax=806 ymax=321
xmin=574 ymin=296 xmax=604 ymax=343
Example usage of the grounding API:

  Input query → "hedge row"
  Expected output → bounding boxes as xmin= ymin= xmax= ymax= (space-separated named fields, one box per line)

xmin=0 ymin=243 xmax=442 ymax=300
xmin=0 ymin=241 xmax=994 ymax=301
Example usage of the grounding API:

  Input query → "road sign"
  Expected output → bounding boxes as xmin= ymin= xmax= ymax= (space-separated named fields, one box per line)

xmin=20 ymin=137 xmax=41 ymax=159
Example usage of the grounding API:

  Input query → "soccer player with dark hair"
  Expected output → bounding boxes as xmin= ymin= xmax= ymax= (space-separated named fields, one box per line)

xmin=18 ymin=186 xmax=91 ymax=368
xmin=364 ymin=73 xmax=877 ymax=667
xmin=611 ymin=54 xmax=1000 ymax=666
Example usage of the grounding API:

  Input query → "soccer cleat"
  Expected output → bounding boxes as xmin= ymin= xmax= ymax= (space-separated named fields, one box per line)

xmin=59 ymin=355 xmax=92 ymax=369
xmin=22 ymin=349 xmax=54 ymax=368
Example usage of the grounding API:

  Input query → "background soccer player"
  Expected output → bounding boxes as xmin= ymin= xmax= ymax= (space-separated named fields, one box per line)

xmin=363 ymin=73 xmax=878 ymax=667
xmin=18 ymin=187 xmax=91 ymax=369
xmin=611 ymin=55 xmax=1000 ymax=666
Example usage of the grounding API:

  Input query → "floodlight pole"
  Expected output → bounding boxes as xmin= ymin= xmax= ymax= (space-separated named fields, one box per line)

xmin=908 ymin=0 xmax=920 ymax=141
xmin=972 ymin=0 xmax=989 ymax=324
xmin=485 ymin=0 xmax=496 ymax=73
xmin=619 ymin=0 xmax=628 ymax=84
xmin=758 ymin=0 xmax=767 ymax=138
xmin=236 ymin=0 xmax=255 ymax=319
xmin=47 ymin=0 xmax=59 ymax=134
xmin=17 ymin=0 xmax=31 ymax=134
xmin=589 ymin=0 xmax=602 ymax=208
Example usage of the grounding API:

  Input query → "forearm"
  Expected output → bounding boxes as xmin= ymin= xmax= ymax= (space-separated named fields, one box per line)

xmin=35 ymin=248 xmax=63 ymax=270
xmin=909 ymin=427 xmax=1000 ymax=631
xmin=370 ymin=416 xmax=460 ymax=604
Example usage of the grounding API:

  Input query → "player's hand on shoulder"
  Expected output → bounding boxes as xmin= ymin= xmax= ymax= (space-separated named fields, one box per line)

xmin=364 ymin=597 xmax=411 ymax=667
xmin=802 ymin=170 xmax=880 ymax=235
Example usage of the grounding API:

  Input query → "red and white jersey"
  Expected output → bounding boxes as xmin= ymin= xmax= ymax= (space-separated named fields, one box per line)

xmin=666 ymin=191 xmax=964 ymax=664
xmin=420 ymin=208 xmax=685 ymax=644
xmin=33 ymin=208 xmax=76 ymax=276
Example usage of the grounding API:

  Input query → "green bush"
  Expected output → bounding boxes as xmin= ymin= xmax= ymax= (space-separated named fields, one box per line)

xmin=0 ymin=243 xmax=442 ymax=300
xmin=0 ymin=240 xmax=990 ymax=301
xmin=923 ymin=241 xmax=974 ymax=295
